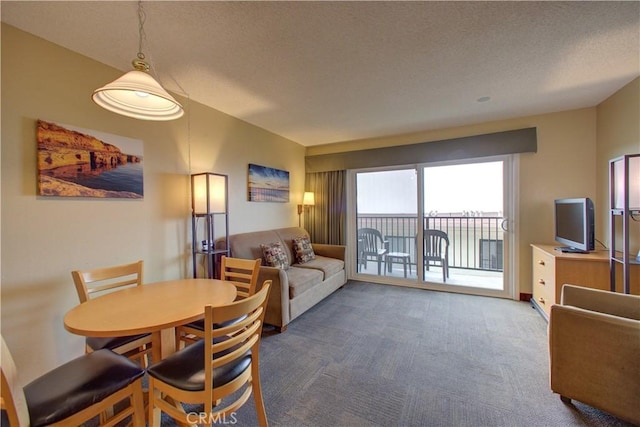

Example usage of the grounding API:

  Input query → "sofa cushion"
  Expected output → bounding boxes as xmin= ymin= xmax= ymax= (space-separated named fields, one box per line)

xmin=225 ymin=230 xmax=284 ymax=262
xmin=286 ymin=266 xmax=324 ymax=298
xmin=292 ymin=235 xmax=316 ymax=264
xmin=294 ymin=255 xmax=345 ymax=279
xmin=274 ymin=227 xmax=310 ymax=263
xmin=260 ymin=242 xmax=289 ymax=270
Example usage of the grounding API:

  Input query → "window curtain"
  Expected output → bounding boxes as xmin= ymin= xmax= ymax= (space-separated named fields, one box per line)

xmin=304 ymin=170 xmax=346 ymax=245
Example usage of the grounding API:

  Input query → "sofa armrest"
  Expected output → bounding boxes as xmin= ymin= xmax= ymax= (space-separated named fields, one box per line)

xmin=312 ymin=243 xmax=346 ymax=261
xmin=257 ymin=266 xmax=290 ymax=329
xmin=560 ymin=284 xmax=640 ymax=320
xmin=549 ymin=304 xmax=640 ymax=424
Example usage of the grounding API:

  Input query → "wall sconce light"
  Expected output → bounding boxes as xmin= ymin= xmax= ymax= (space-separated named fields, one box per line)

xmin=92 ymin=1 xmax=184 ymax=121
xmin=612 ymin=154 xmax=640 ymax=212
xmin=297 ymin=191 xmax=315 ymax=227
xmin=191 ymin=172 xmax=227 ymax=214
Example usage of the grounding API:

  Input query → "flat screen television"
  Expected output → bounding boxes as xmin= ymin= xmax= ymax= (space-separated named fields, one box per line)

xmin=554 ymin=197 xmax=595 ymax=253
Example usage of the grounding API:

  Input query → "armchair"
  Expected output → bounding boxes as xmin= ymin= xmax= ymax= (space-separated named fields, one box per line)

xmin=548 ymin=284 xmax=640 ymax=425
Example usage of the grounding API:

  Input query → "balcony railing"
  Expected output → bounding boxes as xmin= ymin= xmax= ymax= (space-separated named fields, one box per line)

xmin=357 ymin=214 xmax=504 ymax=272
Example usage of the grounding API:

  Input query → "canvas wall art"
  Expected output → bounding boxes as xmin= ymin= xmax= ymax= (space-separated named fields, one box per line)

xmin=247 ymin=163 xmax=290 ymax=202
xmin=37 ymin=119 xmax=144 ymax=198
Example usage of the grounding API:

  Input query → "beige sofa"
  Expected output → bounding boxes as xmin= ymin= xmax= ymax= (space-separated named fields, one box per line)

xmin=218 ymin=227 xmax=346 ymax=332
xmin=548 ymin=284 xmax=640 ymax=425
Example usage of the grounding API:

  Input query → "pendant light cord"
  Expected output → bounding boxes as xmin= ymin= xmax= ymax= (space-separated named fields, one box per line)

xmin=137 ymin=1 xmax=147 ymax=62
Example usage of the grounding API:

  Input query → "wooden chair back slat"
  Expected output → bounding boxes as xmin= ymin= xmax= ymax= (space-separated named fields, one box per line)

xmin=220 ymin=256 xmax=261 ymax=299
xmin=72 ymin=261 xmax=143 ymax=303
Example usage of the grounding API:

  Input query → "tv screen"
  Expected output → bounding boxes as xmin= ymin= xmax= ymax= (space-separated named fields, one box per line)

xmin=554 ymin=198 xmax=594 ymax=253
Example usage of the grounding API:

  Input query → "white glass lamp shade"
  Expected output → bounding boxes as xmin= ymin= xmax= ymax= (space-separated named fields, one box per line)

xmin=613 ymin=155 xmax=640 ymax=210
xmin=303 ymin=192 xmax=315 ymax=206
xmin=192 ymin=173 xmax=226 ymax=214
xmin=92 ymin=70 xmax=184 ymax=121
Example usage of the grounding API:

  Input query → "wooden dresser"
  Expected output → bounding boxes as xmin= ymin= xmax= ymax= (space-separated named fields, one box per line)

xmin=530 ymin=244 xmax=639 ymax=320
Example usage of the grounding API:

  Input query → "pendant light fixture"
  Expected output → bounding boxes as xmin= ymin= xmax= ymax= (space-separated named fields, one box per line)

xmin=92 ymin=1 xmax=183 ymax=121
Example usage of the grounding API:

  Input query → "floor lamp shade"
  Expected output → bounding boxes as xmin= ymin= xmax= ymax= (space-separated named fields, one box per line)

xmin=192 ymin=173 xmax=227 ymax=214
xmin=92 ymin=69 xmax=184 ymax=121
xmin=612 ymin=154 xmax=640 ymax=211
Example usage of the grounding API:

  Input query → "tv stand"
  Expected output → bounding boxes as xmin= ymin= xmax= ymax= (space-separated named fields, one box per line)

xmin=555 ymin=246 xmax=589 ymax=254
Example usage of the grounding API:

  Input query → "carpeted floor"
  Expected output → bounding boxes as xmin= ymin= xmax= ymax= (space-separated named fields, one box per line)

xmin=161 ymin=281 xmax=635 ymax=427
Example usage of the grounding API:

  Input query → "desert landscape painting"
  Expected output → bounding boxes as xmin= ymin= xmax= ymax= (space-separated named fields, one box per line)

xmin=37 ymin=120 xmax=143 ymax=198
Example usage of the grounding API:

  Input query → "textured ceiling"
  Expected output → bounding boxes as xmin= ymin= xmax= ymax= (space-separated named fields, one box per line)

xmin=1 ymin=1 xmax=639 ymax=146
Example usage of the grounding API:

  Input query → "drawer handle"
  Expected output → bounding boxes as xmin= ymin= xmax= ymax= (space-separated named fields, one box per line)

xmin=538 ymin=297 xmax=545 ymax=304
xmin=538 ymin=260 xmax=545 ymax=266
xmin=538 ymin=279 xmax=545 ymax=285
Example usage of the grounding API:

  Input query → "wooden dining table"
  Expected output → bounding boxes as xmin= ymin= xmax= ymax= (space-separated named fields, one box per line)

xmin=64 ymin=278 xmax=237 ymax=362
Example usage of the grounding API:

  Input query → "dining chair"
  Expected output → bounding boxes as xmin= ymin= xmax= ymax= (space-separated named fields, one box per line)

xmin=424 ymin=229 xmax=450 ymax=282
xmin=147 ymin=281 xmax=272 ymax=426
xmin=71 ymin=260 xmax=152 ymax=366
xmin=357 ymin=228 xmax=389 ymax=275
xmin=176 ymin=256 xmax=262 ymax=348
xmin=1 ymin=335 xmax=146 ymax=427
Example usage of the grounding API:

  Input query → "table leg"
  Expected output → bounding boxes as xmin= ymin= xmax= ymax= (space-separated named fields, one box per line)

xmin=160 ymin=327 xmax=177 ymax=359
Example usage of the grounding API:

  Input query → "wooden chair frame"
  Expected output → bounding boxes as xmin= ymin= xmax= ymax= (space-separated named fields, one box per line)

xmin=149 ymin=281 xmax=272 ymax=427
xmin=71 ymin=260 xmax=152 ymax=366
xmin=1 ymin=337 xmax=145 ymax=427
xmin=176 ymin=256 xmax=262 ymax=348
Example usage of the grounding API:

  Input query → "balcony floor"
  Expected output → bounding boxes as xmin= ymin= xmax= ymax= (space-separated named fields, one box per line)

xmin=357 ymin=262 xmax=503 ymax=290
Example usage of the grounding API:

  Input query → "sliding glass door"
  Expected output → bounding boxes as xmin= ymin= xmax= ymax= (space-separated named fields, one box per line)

xmin=355 ymin=168 xmax=417 ymax=278
xmin=350 ymin=156 xmax=516 ymax=299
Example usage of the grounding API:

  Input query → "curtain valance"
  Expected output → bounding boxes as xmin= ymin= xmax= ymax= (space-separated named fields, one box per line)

xmin=305 ymin=127 xmax=537 ymax=172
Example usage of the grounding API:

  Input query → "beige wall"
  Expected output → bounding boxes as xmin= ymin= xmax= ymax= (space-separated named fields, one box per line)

xmin=596 ymin=77 xmax=640 ymax=254
xmin=310 ymin=77 xmax=638 ymax=298
xmin=0 ymin=24 xmax=305 ymax=382
xmin=2 ymin=22 xmax=638 ymax=384
xmin=310 ymin=107 xmax=602 ymax=298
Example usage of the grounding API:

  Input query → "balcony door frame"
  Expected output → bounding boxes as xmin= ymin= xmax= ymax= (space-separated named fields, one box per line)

xmin=347 ymin=154 xmax=518 ymax=300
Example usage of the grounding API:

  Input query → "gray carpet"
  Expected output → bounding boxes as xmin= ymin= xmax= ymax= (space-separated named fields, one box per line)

xmin=164 ymin=281 xmax=635 ymax=427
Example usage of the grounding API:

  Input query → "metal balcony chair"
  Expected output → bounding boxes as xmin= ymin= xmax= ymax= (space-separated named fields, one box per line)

xmin=424 ymin=229 xmax=450 ymax=282
xmin=357 ymin=228 xmax=389 ymax=275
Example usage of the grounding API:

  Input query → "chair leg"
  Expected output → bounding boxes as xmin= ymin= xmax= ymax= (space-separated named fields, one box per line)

xmin=131 ymin=378 xmax=146 ymax=427
xmin=252 ymin=362 xmax=268 ymax=427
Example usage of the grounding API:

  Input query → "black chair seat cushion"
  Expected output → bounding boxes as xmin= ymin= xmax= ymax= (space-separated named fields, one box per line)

xmin=185 ymin=315 xmax=247 ymax=331
xmin=86 ymin=333 xmax=150 ymax=352
xmin=147 ymin=339 xmax=251 ymax=392
xmin=23 ymin=349 xmax=144 ymax=427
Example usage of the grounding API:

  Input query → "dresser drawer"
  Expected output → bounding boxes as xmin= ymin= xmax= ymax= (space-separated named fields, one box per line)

xmin=532 ymin=248 xmax=555 ymax=318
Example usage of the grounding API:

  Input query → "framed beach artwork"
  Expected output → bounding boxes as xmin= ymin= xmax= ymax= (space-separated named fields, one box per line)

xmin=247 ymin=163 xmax=290 ymax=202
xmin=36 ymin=119 xmax=144 ymax=198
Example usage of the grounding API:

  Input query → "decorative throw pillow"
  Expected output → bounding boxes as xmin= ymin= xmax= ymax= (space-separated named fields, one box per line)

xmin=260 ymin=242 xmax=289 ymax=270
xmin=292 ymin=235 xmax=316 ymax=264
